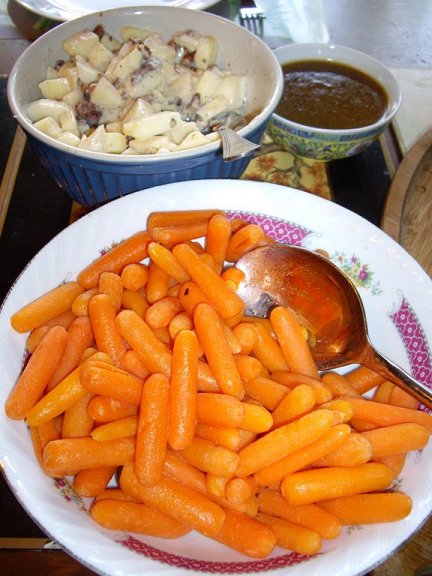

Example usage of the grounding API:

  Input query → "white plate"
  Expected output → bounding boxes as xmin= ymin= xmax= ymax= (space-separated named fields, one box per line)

xmin=1 ymin=180 xmax=431 ymax=576
xmin=14 ymin=0 xmax=220 ymax=22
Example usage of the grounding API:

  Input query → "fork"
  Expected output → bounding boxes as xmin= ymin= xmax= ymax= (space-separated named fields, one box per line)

xmin=239 ymin=1 xmax=265 ymax=37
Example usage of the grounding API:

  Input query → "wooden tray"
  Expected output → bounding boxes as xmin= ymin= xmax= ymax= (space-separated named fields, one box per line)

xmin=382 ymin=126 xmax=432 ymax=277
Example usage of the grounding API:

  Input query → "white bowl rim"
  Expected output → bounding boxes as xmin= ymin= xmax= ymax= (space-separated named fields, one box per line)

xmin=7 ymin=5 xmax=284 ymax=164
xmin=271 ymin=42 xmax=402 ymax=137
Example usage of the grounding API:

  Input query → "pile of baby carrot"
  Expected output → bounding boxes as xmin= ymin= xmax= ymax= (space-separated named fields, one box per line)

xmin=5 ymin=208 xmax=432 ymax=559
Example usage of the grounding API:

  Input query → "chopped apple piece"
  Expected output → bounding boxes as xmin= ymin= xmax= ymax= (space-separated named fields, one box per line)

xmin=123 ymin=110 xmax=182 ymax=140
xmin=88 ymin=41 xmax=114 ymax=71
xmin=105 ymin=132 xmax=127 ymax=154
xmin=63 ymin=30 xmax=99 ymax=58
xmin=33 ymin=116 xmax=63 ymax=138
xmin=38 ymin=77 xmax=71 ymax=101
xmin=90 ymin=76 xmax=123 ymax=109
xmin=194 ymin=36 xmax=218 ymax=70
xmin=27 ymin=99 xmax=74 ymax=123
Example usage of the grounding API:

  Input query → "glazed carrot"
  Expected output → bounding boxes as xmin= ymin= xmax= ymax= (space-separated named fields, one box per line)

xmin=312 ymin=432 xmax=373 ymax=467
xmin=243 ymin=376 xmax=288 ymax=411
xmin=272 ymin=384 xmax=317 ymax=427
xmin=77 ymin=230 xmax=151 ymax=289
xmin=281 ymin=462 xmax=393 ymax=505
xmin=361 ymin=422 xmax=430 ymax=459
xmin=372 ymin=380 xmax=394 ymax=403
xmin=11 ymin=282 xmax=83 ymax=333
xmin=207 ymin=474 xmax=229 ymax=498
xmin=254 ymin=424 xmax=351 ymax=486
xmin=95 ymin=488 xmax=138 ymax=502
xmin=145 ymin=296 xmax=182 ymax=329
xmin=232 ymin=322 xmax=258 ymax=355
xmin=221 ymin=321 xmax=242 ymax=354
xmin=87 ymin=395 xmax=138 ymax=423
xmin=120 ymin=263 xmax=149 ymax=291
xmin=43 ymin=436 xmax=135 ymax=476
xmin=151 ymin=221 xmax=209 ymax=246
xmin=26 ymin=326 xmax=50 ymax=354
xmin=234 ymin=354 xmax=263 ymax=382
xmin=46 ymin=316 xmax=94 ymax=391
xmin=147 ymin=242 xmax=190 ymax=284
xmin=240 ymin=402 xmax=273 ymax=433
xmin=163 ymin=448 xmax=207 ymax=494
xmin=30 ymin=418 xmax=61 ymax=474
xmin=225 ymin=477 xmax=257 ymax=505
xmin=27 ymin=309 xmax=76 ymax=353
xmin=320 ymin=398 xmax=355 ymax=423
xmin=195 ymin=423 xmax=242 ymax=451
xmin=120 ymin=463 xmax=225 ymax=537
xmin=168 ymin=330 xmax=198 ymax=450
xmin=121 ymin=289 xmax=149 ymax=317
xmin=90 ymin=498 xmax=190 ymax=538
xmin=80 ymin=360 xmax=144 ymax=406
xmin=205 ymin=213 xmax=232 ymax=269
xmin=178 ymin=437 xmax=240 ymax=477
xmin=178 ymin=281 xmax=211 ymax=315
xmin=168 ymin=312 xmax=193 ymax=340
xmin=145 ymin=261 xmax=169 ymax=304
xmin=319 ymin=492 xmax=413 ymax=525
xmin=257 ymin=488 xmax=341 ymax=540
xmin=173 ymin=243 xmax=244 ymax=320
xmin=214 ymin=510 xmax=276 ymax=558
xmin=135 ymin=373 xmax=170 ymax=486
xmin=121 ymin=349 xmax=150 ymax=379
xmin=346 ymin=397 xmax=432 ymax=431
xmin=225 ymin=224 xmax=265 ymax=262
xmin=256 ymin=512 xmax=321 ymax=556
xmin=344 ymin=365 xmax=385 ymax=394
xmin=71 ymin=288 xmax=99 ymax=317
xmin=194 ymin=303 xmax=244 ymax=397
xmin=251 ymin=323 xmax=289 ymax=373
xmin=98 ymin=272 xmax=123 ymax=312
xmin=73 ymin=466 xmax=117 ymax=498
xmin=236 ymin=409 xmax=335 ymax=477
xmin=88 ymin=293 xmax=126 ymax=366
xmin=39 ymin=309 xmax=77 ymax=330
xmin=389 ymin=386 xmax=419 ymax=409
xmin=270 ymin=371 xmax=332 ymax=405
xmin=147 ymin=209 xmax=222 ymax=230
xmin=61 ymin=391 xmax=94 ymax=438
xmin=270 ymin=306 xmax=320 ymax=379
xmin=6 ymin=326 xmax=68 ymax=420
xmin=91 ymin=415 xmax=138 ymax=441
xmin=221 ymin=266 xmax=246 ymax=289
xmin=375 ymin=453 xmax=406 ymax=480
xmin=321 ymin=371 xmax=361 ymax=398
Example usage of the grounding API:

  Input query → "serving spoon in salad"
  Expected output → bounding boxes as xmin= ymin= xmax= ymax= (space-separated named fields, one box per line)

xmin=235 ymin=244 xmax=432 ymax=408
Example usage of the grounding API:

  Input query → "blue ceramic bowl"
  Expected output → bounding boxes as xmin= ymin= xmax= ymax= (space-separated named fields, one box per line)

xmin=8 ymin=6 xmax=283 ymax=207
xmin=268 ymin=43 xmax=401 ymax=162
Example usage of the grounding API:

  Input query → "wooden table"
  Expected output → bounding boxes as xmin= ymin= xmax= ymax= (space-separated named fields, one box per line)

xmin=0 ymin=1 xmax=431 ymax=575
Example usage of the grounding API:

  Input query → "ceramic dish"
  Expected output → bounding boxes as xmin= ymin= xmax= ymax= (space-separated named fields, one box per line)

xmin=13 ymin=0 xmax=220 ymax=22
xmin=1 ymin=180 xmax=431 ymax=576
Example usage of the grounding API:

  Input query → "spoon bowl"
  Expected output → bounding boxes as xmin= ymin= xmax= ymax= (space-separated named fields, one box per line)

xmin=236 ymin=244 xmax=432 ymax=408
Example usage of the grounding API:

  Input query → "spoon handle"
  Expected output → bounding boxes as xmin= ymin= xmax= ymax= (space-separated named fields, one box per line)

xmin=363 ymin=343 xmax=432 ymax=409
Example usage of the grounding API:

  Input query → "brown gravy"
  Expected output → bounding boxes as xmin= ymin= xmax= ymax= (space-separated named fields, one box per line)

xmin=276 ymin=59 xmax=388 ymax=130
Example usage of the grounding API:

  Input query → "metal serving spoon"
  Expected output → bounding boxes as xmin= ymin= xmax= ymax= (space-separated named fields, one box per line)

xmin=236 ymin=244 xmax=432 ymax=408
xmin=218 ymin=126 xmax=261 ymax=161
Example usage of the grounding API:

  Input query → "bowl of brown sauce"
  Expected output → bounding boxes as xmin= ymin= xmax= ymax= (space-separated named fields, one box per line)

xmin=267 ymin=43 xmax=401 ymax=161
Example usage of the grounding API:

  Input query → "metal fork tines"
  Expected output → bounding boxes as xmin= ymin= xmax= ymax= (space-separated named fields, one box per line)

xmin=239 ymin=3 xmax=265 ymax=37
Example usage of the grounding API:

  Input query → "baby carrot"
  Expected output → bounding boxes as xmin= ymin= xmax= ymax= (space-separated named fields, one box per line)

xmin=214 ymin=509 xmax=276 ymax=558
xmin=281 ymin=462 xmax=393 ymax=505
xmin=225 ymin=224 xmax=265 ymax=262
xmin=87 ymin=395 xmax=138 ymax=423
xmin=168 ymin=330 xmax=199 ymax=450
xmin=11 ymin=282 xmax=83 ymax=333
xmin=73 ymin=466 xmax=117 ymax=498
xmin=120 ymin=463 xmax=225 ymax=537
xmin=91 ymin=415 xmax=138 ymax=441
xmin=389 ymin=386 xmax=419 ymax=409
xmin=270 ymin=306 xmax=320 ymax=379
xmin=135 ymin=373 xmax=170 ymax=486
xmin=121 ymin=289 xmax=149 ymax=317
xmin=205 ymin=213 xmax=232 ymax=270
xmin=121 ymin=350 xmax=150 ymax=379
xmin=256 ymin=512 xmax=321 ymax=556
xmin=232 ymin=322 xmax=258 ymax=355
xmin=243 ymin=375 xmax=288 ymax=411
xmin=321 ymin=371 xmax=361 ymax=398
xmin=272 ymin=384 xmax=317 ymax=427
xmin=151 ymin=221 xmax=209 ymax=246
xmin=178 ymin=281 xmax=211 ymax=315
xmin=98 ymin=272 xmax=123 ymax=313
xmin=234 ymin=354 xmax=263 ymax=382
xmin=196 ymin=393 xmax=244 ymax=427
xmin=254 ymin=424 xmax=351 ymax=486
xmin=88 ymin=293 xmax=126 ymax=367
xmin=236 ymin=409 xmax=335 ymax=478
xmin=346 ymin=397 xmax=432 ymax=432
xmin=178 ymin=436 xmax=240 ymax=478
xmin=168 ymin=312 xmax=194 ymax=340
xmin=145 ymin=261 xmax=169 ymax=304
xmin=195 ymin=423 xmax=242 ymax=451
xmin=43 ymin=436 xmax=135 ymax=476
xmin=270 ymin=371 xmax=332 ymax=405
xmin=71 ymin=288 xmax=99 ymax=317
xmin=240 ymin=402 xmax=273 ymax=433
xmin=251 ymin=323 xmax=289 ymax=373
xmin=46 ymin=316 xmax=94 ymax=391
xmin=26 ymin=326 xmax=50 ymax=354
xmin=375 ymin=453 xmax=406 ymax=480
xmin=90 ymin=498 xmax=190 ymax=538
xmin=61 ymin=391 xmax=94 ymax=438
xmin=147 ymin=242 xmax=190 ymax=284
xmin=145 ymin=296 xmax=182 ymax=329
xmin=225 ymin=477 xmax=257 ymax=505
xmin=319 ymin=492 xmax=413 ymax=524
xmin=194 ymin=303 xmax=244 ymax=397
xmin=77 ymin=230 xmax=151 ymax=289
xmin=120 ymin=263 xmax=149 ymax=291
xmin=312 ymin=432 xmax=373 ymax=467
xmin=344 ymin=365 xmax=385 ymax=394
xmin=163 ymin=448 xmax=207 ymax=494
xmin=80 ymin=360 xmax=144 ymax=406
xmin=207 ymin=474 xmax=229 ymax=498
xmin=6 ymin=325 xmax=68 ymax=420
xmin=147 ymin=209 xmax=222 ymax=230
xmin=257 ymin=488 xmax=341 ymax=540
xmin=173 ymin=243 xmax=244 ymax=320
xmin=361 ymin=422 xmax=430 ymax=459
